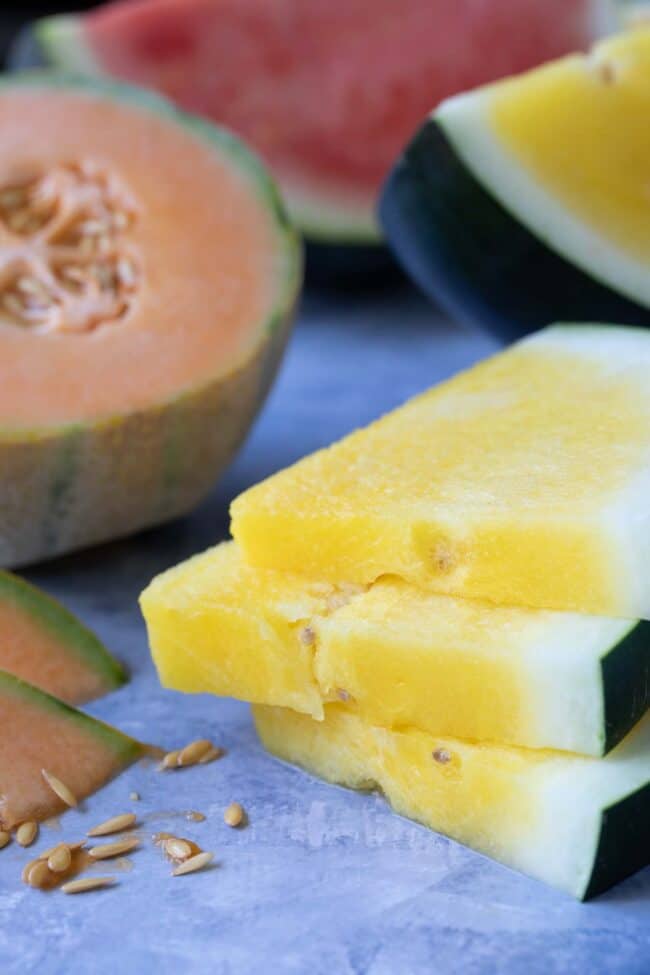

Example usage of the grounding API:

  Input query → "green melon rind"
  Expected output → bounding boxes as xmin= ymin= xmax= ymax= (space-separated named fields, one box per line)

xmin=0 ymin=72 xmax=301 ymax=568
xmin=0 ymin=668 xmax=143 ymax=765
xmin=25 ymin=16 xmax=380 ymax=244
xmin=0 ymin=570 xmax=126 ymax=695
xmin=601 ymin=620 xmax=650 ymax=754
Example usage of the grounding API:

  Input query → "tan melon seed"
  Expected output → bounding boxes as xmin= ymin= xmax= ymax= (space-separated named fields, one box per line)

xmin=172 ymin=851 xmax=214 ymax=876
xmin=164 ymin=838 xmax=193 ymax=862
xmin=48 ymin=845 xmax=72 ymax=873
xmin=42 ymin=769 xmax=78 ymax=808
xmin=224 ymin=802 xmax=245 ymax=828
xmin=16 ymin=821 xmax=38 ymax=847
xmin=26 ymin=859 xmax=52 ymax=889
xmin=160 ymin=749 xmax=181 ymax=770
xmin=61 ymin=876 xmax=115 ymax=895
xmin=88 ymin=836 xmax=140 ymax=860
xmin=178 ymin=739 xmax=213 ymax=767
xmin=0 ymin=831 xmax=10 ymax=850
xmin=87 ymin=813 xmax=136 ymax=837
xmin=40 ymin=839 xmax=86 ymax=859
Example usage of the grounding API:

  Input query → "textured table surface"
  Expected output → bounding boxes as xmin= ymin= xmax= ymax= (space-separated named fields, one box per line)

xmin=1 ymin=284 xmax=649 ymax=975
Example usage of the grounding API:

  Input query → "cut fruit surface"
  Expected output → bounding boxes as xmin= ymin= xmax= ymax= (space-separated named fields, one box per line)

xmin=0 ymin=670 xmax=144 ymax=829
xmin=254 ymin=703 xmax=650 ymax=899
xmin=0 ymin=74 xmax=299 ymax=567
xmin=0 ymin=570 xmax=125 ymax=703
xmin=27 ymin=0 xmax=615 ymax=243
xmin=380 ymin=28 xmax=650 ymax=340
xmin=141 ymin=541 xmax=650 ymax=756
xmin=232 ymin=324 xmax=650 ymax=618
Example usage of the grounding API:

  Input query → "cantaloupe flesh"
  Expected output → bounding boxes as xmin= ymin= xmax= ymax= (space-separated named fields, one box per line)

xmin=253 ymin=704 xmax=650 ymax=898
xmin=487 ymin=29 xmax=650 ymax=263
xmin=232 ymin=325 xmax=650 ymax=617
xmin=141 ymin=541 xmax=638 ymax=755
xmin=0 ymin=82 xmax=291 ymax=429
xmin=0 ymin=571 xmax=125 ymax=704
xmin=0 ymin=670 xmax=144 ymax=828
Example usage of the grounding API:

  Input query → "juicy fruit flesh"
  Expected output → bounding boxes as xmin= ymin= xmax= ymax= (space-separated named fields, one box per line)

xmin=488 ymin=30 xmax=650 ymax=262
xmin=0 ymin=674 xmax=141 ymax=828
xmin=231 ymin=325 xmax=650 ymax=615
xmin=0 ymin=597 xmax=116 ymax=704
xmin=83 ymin=0 xmax=599 ymax=195
xmin=0 ymin=83 xmax=287 ymax=428
xmin=142 ymin=541 xmax=641 ymax=754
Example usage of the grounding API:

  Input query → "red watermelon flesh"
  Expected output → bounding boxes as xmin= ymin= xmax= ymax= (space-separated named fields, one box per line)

xmin=37 ymin=0 xmax=611 ymax=238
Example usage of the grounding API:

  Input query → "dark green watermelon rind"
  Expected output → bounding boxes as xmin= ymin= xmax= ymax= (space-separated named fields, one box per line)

xmin=379 ymin=119 xmax=650 ymax=341
xmin=0 ymin=70 xmax=302 ymax=441
xmin=600 ymin=620 xmax=650 ymax=756
xmin=0 ymin=571 xmax=126 ymax=696
xmin=583 ymin=781 xmax=650 ymax=899
xmin=0 ymin=668 xmax=144 ymax=766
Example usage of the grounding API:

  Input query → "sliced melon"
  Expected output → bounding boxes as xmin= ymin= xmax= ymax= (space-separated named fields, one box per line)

xmin=232 ymin=324 xmax=650 ymax=618
xmin=0 ymin=74 xmax=300 ymax=568
xmin=0 ymin=570 xmax=125 ymax=703
xmin=254 ymin=703 xmax=650 ymax=899
xmin=380 ymin=28 xmax=650 ymax=340
xmin=141 ymin=541 xmax=650 ymax=756
xmin=21 ymin=0 xmax=618 ymax=244
xmin=0 ymin=670 xmax=144 ymax=829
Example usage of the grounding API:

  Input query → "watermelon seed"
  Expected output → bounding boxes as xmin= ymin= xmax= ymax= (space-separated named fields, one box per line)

xmin=87 ymin=813 xmax=137 ymax=837
xmin=61 ymin=876 xmax=115 ymax=895
xmin=42 ymin=769 xmax=78 ymax=808
xmin=16 ymin=821 xmax=38 ymax=847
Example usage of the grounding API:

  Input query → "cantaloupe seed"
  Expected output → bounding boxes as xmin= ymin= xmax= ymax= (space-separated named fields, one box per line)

xmin=48 ymin=844 xmax=72 ymax=873
xmin=172 ymin=851 xmax=214 ymax=877
xmin=0 ymin=830 xmax=10 ymax=850
xmin=224 ymin=803 xmax=245 ymax=828
xmin=27 ymin=859 xmax=51 ymax=889
xmin=164 ymin=838 xmax=193 ymax=862
xmin=0 ymin=162 xmax=139 ymax=335
xmin=87 ymin=812 xmax=136 ymax=837
xmin=16 ymin=821 xmax=38 ymax=847
xmin=61 ymin=876 xmax=115 ymax=895
xmin=42 ymin=769 xmax=78 ymax=809
xmin=88 ymin=836 xmax=140 ymax=860
xmin=178 ymin=739 xmax=213 ymax=766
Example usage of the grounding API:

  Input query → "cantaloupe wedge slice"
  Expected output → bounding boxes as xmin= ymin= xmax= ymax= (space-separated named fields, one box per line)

xmin=0 ymin=571 xmax=125 ymax=704
xmin=140 ymin=541 xmax=650 ymax=757
xmin=0 ymin=670 xmax=144 ymax=829
xmin=254 ymin=703 xmax=650 ymax=899
xmin=232 ymin=324 xmax=650 ymax=617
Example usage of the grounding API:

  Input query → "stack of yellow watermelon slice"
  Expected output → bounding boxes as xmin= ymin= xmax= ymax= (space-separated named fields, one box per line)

xmin=141 ymin=323 xmax=650 ymax=899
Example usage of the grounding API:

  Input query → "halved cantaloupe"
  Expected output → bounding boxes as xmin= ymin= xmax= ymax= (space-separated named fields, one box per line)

xmin=231 ymin=324 xmax=650 ymax=618
xmin=0 ymin=669 xmax=144 ymax=828
xmin=0 ymin=74 xmax=300 ymax=568
xmin=140 ymin=541 xmax=650 ymax=756
xmin=380 ymin=28 xmax=650 ymax=339
xmin=19 ymin=0 xmax=619 ymax=245
xmin=0 ymin=570 xmax=125 ymax=704
xmin=254 ymin=703 xmax=650 ymax=899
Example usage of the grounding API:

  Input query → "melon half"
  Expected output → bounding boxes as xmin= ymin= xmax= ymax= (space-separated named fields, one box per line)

xmin=25 ymin=0 xmax=619 ymax=243
xmin=0 ymin=75 xmax=300 ymax=568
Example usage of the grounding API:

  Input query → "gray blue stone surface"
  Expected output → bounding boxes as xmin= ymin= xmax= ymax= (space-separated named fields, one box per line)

xmin=1 ymin=286 xmax=649 ymax=974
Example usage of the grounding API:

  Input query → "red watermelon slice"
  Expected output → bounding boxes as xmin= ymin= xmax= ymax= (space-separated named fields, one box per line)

xmin=29 ymin=0 xmax=619 ymax=243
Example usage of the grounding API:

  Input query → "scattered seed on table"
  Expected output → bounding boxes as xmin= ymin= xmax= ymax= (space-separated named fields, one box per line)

xmin=61 ymin=876 xmax=115 ymax=895
xmin=129 ymin=792 xmax=140 ymax=802
xmin=16 ymin=821 xmax=38 ymax=847
xmin=172 ymin=851 xmax=214 ymax=876
xmin=42 ymin=769 xmax=78 ymax=808
xmin=178 ymin=739 xmax=213 ymax=767
xmin=41 ymin=839 xmax=86 ymax=859
xmin=198 ymin=746 xmax=223 ymax=765
xmin=87 ymin=813 xmax=136 ymax=837
xmin=26 ymin=859 xmax=51 ymax=889
xmin=164 ymin=838 xmax=193 ymax=862
xmin=48 ymin=845 xmax=72 ymax=873
xmin=224 ymin=803 xmax=245 ymax=828
xmin=160 ymin=749 xmax=180 ymax=770
xmin=88 ymin=836 xmax=140 ymax=860
xmin=0 ymin=831 xmax=10 ymax=850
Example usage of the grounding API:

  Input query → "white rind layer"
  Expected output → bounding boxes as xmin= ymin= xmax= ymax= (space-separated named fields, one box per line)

xmin=435 ymin=85 xmax=650 ymax=309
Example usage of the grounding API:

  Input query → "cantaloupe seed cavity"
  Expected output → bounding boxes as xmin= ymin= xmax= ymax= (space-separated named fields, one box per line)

xmin=0 ymin=159 xmax=140 ymax=335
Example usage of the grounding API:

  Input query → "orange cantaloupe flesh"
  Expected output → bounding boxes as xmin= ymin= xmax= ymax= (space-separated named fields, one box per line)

xmin=0 ymin=571 xmax=125 ymax=704
xmin=0 ymin=670 xmax=144 ymax=828
xmin=0 ymin=85 xmax=291 ymax=429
